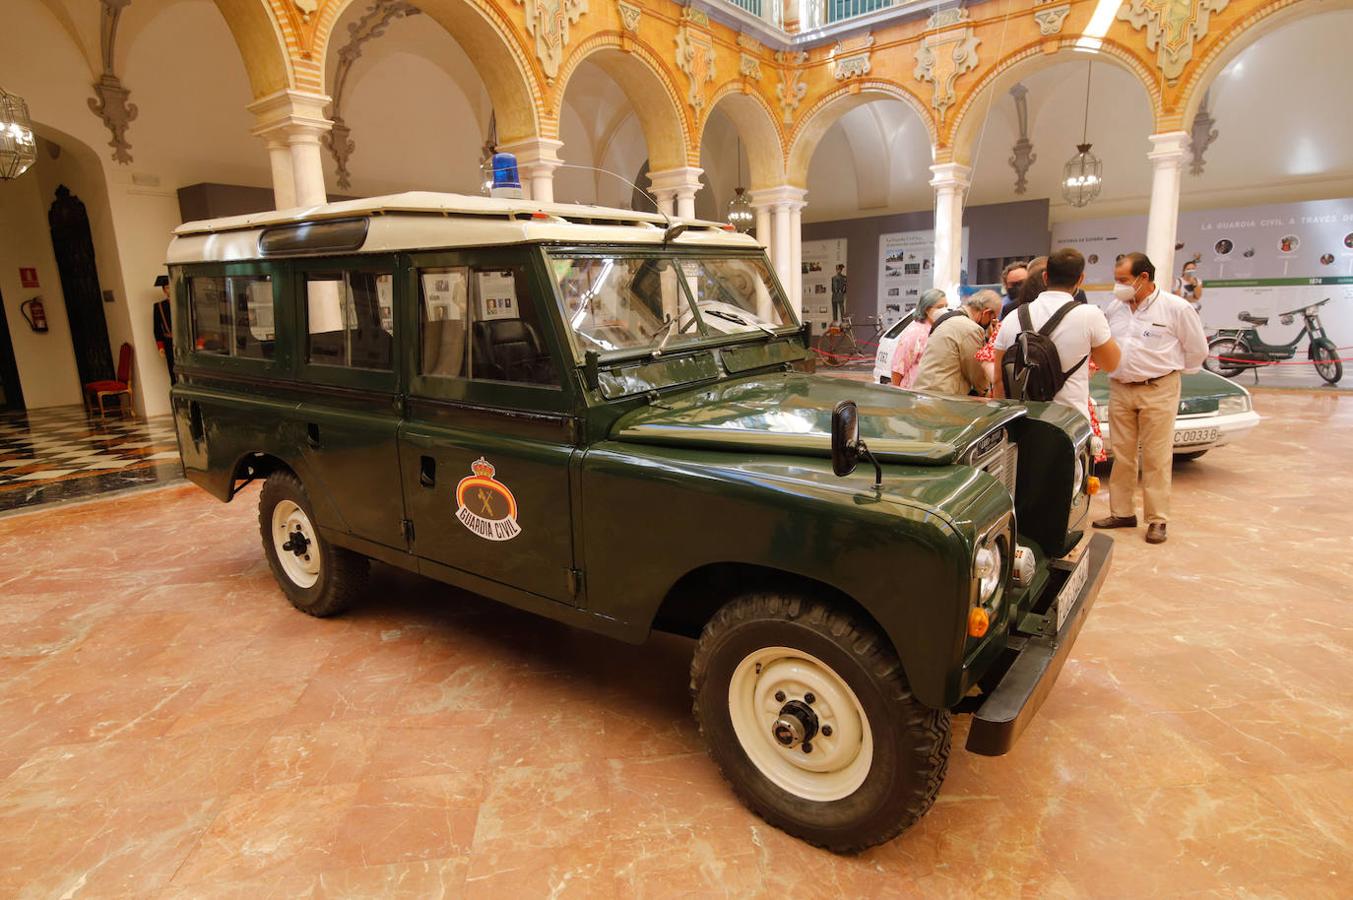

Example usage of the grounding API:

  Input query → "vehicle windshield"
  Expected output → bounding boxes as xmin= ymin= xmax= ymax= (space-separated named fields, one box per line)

xmin=550 ymin=253 xmax=796 ymax=355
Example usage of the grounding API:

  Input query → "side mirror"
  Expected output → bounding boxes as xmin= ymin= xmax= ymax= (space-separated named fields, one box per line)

xmin=831 ymin=400 xmax=860 ymax=477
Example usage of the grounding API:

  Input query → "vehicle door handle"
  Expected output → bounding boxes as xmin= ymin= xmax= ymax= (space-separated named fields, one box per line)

xmin=419 ymin=455 xmax=436 ymax=488
xmin=306 ymin=423 xmax=321 ymax=448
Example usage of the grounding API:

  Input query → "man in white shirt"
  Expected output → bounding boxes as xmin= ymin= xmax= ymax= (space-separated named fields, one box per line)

xmin=1094 ymin=252 xmax=1209 ymax=544
xmin=992 ymin=247 xmax=1121 ymax=419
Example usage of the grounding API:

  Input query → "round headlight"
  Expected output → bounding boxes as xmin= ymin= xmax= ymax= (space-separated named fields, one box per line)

xmin=975 ymin=542 xmax=1002 ymax=603
xmin=1072 ymin=454 xmax=1085 ymax=497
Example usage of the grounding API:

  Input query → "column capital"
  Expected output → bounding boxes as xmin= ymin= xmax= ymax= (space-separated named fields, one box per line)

xmin=496 ymin=136 xmax=564 ymax=170
xmin=749 ymin=186 xmax=807 ymax=209
xmin=1147 ymin=131 xmax=1190 ymax=164
xmin=248 ymin=89 xmax=333 ymax=143
xmin=929 ymin=162 xmax=972 ymax=190
xmin=648 ymin=166 xmax=704 ymax=197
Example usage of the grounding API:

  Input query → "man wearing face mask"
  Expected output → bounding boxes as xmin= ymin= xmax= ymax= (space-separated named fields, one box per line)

xmin=999 ymin=261 xmax=1028 ymax=320
xmin=1095 ymin=252 xmax=1209 ymax=544
xmin=911 ymin=289 xmax=1002 ymax=397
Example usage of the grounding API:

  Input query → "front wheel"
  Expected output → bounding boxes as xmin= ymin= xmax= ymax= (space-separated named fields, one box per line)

xmin=691 ymin=593 xmax=950 ymax=852
xmin=1312 ymin=341 xmax=1343 ymax=385
xmin=258 ymin=470 xmax=368 ymax=617
xmin=1205 ymin=336 xmax=1248 ymax=378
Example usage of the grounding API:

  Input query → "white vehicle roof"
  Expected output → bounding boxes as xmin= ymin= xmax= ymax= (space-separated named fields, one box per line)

xmin=168 ymin=190 xmax=759 ymax=264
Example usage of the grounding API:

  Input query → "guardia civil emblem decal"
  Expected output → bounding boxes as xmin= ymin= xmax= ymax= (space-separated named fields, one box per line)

xmin=455 ymin=457 xmax=522 ymax=541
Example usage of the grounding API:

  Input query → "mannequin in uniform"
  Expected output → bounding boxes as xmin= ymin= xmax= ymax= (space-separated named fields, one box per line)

xmin=153 ymin=274 xmax=174 ymax=384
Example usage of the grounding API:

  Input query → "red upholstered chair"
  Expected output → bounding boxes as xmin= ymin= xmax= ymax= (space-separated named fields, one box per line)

xmin=84 ymin=342 xmax=135 ymax=417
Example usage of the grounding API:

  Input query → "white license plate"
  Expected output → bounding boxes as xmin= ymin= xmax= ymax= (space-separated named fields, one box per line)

xmin=1174 ymin=426 xmax=1219 ymax=446
xmin=1054 ymin=551 xmax=1090 ymax=632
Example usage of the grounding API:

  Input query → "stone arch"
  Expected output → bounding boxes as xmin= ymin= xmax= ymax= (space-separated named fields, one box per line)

xmin=786 ymin=81 xmax=937 ymax=187
xmin=313 ymin=0 xmax=543 ymax=145
xmin=555 ymin=34 xmax=692 ymax=173
xmin=947 ymin=40 xmax=1162 ymax=164
xmin=1175 ymin=0 xmax=1353 ymax=128
xmin=212 ymin=0 xmax=294 ymax=97
xmin=700 ymin=84 xmax=786 ymax=189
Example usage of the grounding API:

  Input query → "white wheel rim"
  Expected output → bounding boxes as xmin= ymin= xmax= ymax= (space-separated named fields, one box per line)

xmin=271 ymin=499 xmax=320 ymax=589
xmin=727 ymin=646 xmax=873 ymax=802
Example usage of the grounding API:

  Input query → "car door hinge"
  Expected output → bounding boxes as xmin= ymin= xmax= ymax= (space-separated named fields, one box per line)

xmin=400 ymin=518 xmax=415 ymax=543
xmin=566 ymin=568 xmax=584 ymax=597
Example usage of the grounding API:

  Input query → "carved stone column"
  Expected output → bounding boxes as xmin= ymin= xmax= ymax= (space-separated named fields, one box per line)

xmin=648 ymin=167 xmax=704 ymax=220
xmin=1145 ymin=132 xmax=1190 ymax=281
xmin=250 ymin=91 xmax=333 ymax=209
xmin=497 ymin=137 xmax=564 ymax=203
xmin=929 ymin=162 xmax=971 ymax=301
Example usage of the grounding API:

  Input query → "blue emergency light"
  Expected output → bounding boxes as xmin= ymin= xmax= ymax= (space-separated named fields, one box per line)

xmin=490 ymin=152 xmax=523 ymax=199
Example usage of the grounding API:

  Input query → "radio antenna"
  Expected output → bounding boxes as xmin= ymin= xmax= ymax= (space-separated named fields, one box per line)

xmin=551 ymin=162 xmax=674 ymax=231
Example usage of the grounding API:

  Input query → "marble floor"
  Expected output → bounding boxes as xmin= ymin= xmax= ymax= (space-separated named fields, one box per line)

xmin=0 ymin=390 xmax=1349 ymax=898
xmin=0 ymin=406 xmax=183 ymax=514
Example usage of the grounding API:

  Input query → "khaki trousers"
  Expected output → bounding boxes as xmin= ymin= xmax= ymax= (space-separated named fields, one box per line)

xmin=1108 ymin=370 xmax=1181 ymax=524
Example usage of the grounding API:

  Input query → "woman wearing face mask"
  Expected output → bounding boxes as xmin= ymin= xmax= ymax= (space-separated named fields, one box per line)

xmin=1173 ymin=260 xmax=1204 ymax=314
xmin=890 ymin=288 xmax=947 ymax=388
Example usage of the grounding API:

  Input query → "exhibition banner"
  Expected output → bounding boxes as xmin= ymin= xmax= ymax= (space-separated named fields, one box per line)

xmin=800 ymin=238 xmax=847 ymax=332
xmin=876 ymin=228 xmax=969 ymax=330
xmin=1052 ymin=198 xmax=1353 ymax=345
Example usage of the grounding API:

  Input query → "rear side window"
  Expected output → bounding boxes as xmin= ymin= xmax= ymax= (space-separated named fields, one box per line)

xmin=305 ymin=271 xmax=394 ymax=370
xmin=417 ymin=265 xmax=558 ymax=387
xmin=188 ymin=275 xmax=275 ymax=360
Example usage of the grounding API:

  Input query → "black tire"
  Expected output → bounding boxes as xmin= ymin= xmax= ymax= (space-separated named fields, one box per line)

xmin=1205 ymin=336 xmax=1247 ymax=378
xmin=819 ymin=330 xmax=853 ymax=367
xmin=258 ymin=470 xmax=367 ymax=617
xmin=691 ymin=593 xmax=950 ymax=853
xmin=1176 ymin=450 xmax=1208 ymax=462
xmin=1312 ymin=342 xmax=1343 ymax=385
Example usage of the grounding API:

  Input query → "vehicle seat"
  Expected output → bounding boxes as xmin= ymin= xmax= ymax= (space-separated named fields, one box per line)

xmin=1238 ymin=311 xmax=1268 ymax=326
xmin=473 ymin=319 xmax=553 ymax=384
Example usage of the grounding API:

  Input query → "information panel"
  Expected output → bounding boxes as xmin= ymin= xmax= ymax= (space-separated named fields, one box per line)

xmin=876 ymin=228 xmax=969 ymax=330
xmin=800 ymin=238 xmax=847 ymax=332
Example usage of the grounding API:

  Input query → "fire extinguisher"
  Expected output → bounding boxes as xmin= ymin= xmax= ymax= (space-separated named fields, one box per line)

xmin=20 ymin=297 xmax=49 ymax=333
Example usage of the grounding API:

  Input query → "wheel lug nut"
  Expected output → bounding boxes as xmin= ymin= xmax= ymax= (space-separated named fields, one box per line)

xmin=822 ymin=725 xmax=832 ymax=736
xmin=804 ymin=692 xmax=816 ymax=704
xmin=774 ymin=691 xmax=786 ymax=703
xmin=802 ymin=742 xmax=813 ymax=753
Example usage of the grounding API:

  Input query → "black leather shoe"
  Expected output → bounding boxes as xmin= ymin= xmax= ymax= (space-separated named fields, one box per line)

xmin=1146 ymin=522 xmax=1167 ymax=544
xmin=1092 ymin=515 xmax=1137 ymax=529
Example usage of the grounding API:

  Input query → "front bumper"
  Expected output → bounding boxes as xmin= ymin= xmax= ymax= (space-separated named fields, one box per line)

xmin=965 ymin=533 xmax=1114 ymax=756
xmin=1098 ymin=409 xmax=1261 ymax=455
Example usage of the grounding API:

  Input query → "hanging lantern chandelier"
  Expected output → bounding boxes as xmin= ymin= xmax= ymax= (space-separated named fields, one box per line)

xmin=1061 ymin=61 xmax=1102 ymax=208
xmin=727 ymin=139 xmax=753 ymax=233
xmin=0 ymin=86 xmax=37 ymax=181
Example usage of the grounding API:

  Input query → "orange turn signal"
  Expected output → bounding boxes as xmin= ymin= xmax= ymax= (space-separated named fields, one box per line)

xmin=968 ymin=606 xmax=990 ymax=639
xmin=1087 ymin=475 xmax=1101 ymax=495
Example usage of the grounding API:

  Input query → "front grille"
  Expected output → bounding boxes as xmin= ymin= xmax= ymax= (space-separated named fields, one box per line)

xmin=972 ymin=436 xmax=1018 ymax=499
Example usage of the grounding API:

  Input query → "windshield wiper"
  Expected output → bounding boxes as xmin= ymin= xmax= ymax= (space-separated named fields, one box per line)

xmin=649 ymin=318 xmax=677 ymax=356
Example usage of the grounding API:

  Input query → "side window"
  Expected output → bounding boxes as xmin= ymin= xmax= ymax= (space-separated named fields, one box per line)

xmin=189 ymin=274 xmax=275 ymax=360
xmin=419 ymin=267 xmax=469 ymax=378
xmin=418 ymin=263 xmax=559 ymax=388
xmin=305 ymin=271 xmax=394 ymax=370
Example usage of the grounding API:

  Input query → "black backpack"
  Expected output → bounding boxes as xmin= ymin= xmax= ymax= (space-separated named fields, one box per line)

xmin=1002 ymin=301 xmax=1086 ymax=402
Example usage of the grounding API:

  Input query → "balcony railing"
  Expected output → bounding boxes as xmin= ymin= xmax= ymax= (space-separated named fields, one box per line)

xmin=823 ymin=0 xmax=894 ymax=23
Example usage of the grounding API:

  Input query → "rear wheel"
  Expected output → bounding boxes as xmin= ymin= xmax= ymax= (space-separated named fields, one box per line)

xmin=819 ymin=329 xmax=854 ymax=367
xmin=1312 ymin=342 xmax=1343 ymax=385
xmin=1206 ymin=336 xmax=1247 ymax=378
xmin=691 ymin=593 xmax=950 ymax=852
xmin=258 ymin=470 xmax=368 ymax=617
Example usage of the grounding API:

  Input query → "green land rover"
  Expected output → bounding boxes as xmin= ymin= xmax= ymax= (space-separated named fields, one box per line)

xmin=167 ymin=192 xmax=1112 ymax=851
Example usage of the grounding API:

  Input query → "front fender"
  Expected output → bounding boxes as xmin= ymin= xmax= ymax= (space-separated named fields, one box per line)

xmin=579 ymin=442 xmax=1010 ymax=708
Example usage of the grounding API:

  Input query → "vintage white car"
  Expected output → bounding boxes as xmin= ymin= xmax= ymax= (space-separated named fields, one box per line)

xmin=870 ymin=314 xmax=1261 ymax=459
